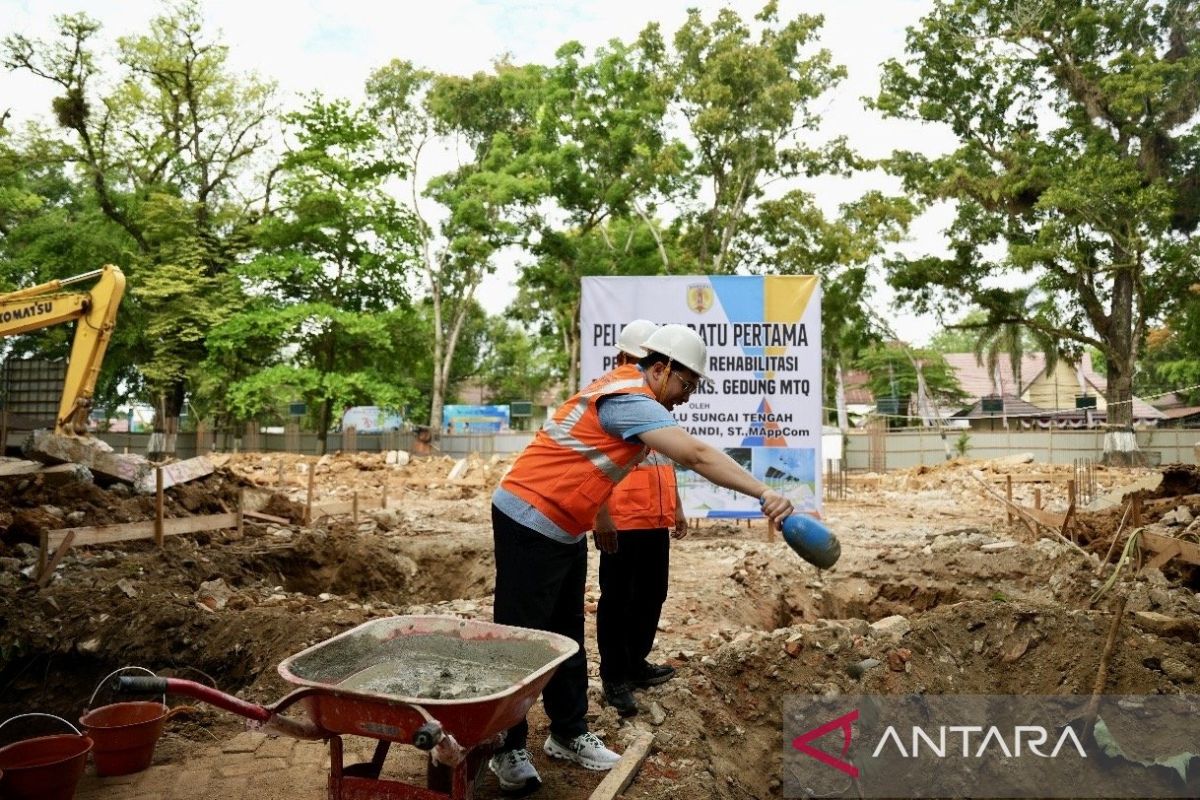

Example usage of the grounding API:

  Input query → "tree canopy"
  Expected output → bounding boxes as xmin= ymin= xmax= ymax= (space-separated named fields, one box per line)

xmin=874 ymin=0 xmax=1200 ymax=428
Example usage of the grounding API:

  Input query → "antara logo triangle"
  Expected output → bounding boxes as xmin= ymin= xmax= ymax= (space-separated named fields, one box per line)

xmin=791 ymin=708 xmax=860 ymax=778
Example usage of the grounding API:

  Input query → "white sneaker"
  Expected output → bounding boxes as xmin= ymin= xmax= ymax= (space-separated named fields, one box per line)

xmin=488 ymin=748 xmax=541 ymax=795
xmin=543 ymin=731 xmax=622 ymax=771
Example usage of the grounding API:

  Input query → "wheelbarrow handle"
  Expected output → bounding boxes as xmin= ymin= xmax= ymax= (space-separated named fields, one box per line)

xmin=115 ymin=676 xmax=169 ymax=695
xmin=116 ymin=677 xmax=271 ymax=723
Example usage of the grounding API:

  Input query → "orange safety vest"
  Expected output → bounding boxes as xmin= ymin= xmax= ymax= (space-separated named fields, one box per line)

xmin=608 ymin=451 xmax=677 ymax=530
xmin=501 ymin=364 xmax=657 ymax=536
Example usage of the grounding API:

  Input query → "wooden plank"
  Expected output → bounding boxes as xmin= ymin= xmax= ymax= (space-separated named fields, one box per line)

xmin=588 ymin=732 xmax=654 ymax=800
xmin=1140 ymin=530 xmax=1200 ymax=568
xmin=244 ymin=510 xmax=290 ymax=525
xmin=1021 ymin=506 xmax=1066 ymax=529
xmin=311 ymin=495 xmax=386 ymax=520
xmin=988 ymin=474 xmax=1076 ymax=484
xmin=1144 ymin=544 xmax=1181 ymax=572
xmin=47 ymin=512 xmax=239 ymax=549
xmin=312 ymin=500 xmax=356 ymax=519
xmin=38 ymin=531 xmax=75 ymax=587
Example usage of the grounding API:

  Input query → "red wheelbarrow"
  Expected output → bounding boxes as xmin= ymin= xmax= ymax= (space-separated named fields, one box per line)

xmin=116 ymin=616 xmax=577 ymax=800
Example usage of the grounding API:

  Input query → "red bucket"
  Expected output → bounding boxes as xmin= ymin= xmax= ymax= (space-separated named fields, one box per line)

xmin=0 ymin=715 xmax=93 ymax=800
xmin=80 ymin=701 xmax=188 ymax=777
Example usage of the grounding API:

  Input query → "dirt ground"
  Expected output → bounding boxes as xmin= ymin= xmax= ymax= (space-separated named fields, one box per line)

xmin=2 ymin=450 xmax=1200 ymax=799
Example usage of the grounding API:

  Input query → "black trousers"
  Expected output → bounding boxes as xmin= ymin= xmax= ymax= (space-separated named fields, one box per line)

xmin=596 ymin=528 xmax=670 ymax=685
xmin=491 ymin=505 xmax=589 ymax=751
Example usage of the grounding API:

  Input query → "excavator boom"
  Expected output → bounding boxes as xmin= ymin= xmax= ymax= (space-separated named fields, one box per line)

xmin=0 ymin=265 xmax=126 ymax=435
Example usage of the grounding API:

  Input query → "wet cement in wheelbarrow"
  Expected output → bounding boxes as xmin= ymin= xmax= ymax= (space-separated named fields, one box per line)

xmin=289 ymin=633 xmax=560 ymax=700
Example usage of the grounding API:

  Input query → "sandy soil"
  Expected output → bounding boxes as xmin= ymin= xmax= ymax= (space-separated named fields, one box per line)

xmin=2 ymin=451 xmax=1199 ymax=799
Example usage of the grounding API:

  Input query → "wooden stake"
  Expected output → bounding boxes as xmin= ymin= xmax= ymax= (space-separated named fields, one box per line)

xmin=278 ymin=461 xmax=284 ymax=487
xmin=1006 ymin=475 xmax=1013 ymax=525
xmin=588 ymin=732 xmax=654 ymax=800
xmin=1131 ymin=492 xmax=1142 ymax=527
xmin=305 ymin=461 xmax=316 ymax=525
xmin=381 ymin=482 xmax=387 ymax=509
xmin=38 ymin=529 xmax=47 ymax=582
xmin=1034 ymin=487 xmax=1042 ymax=510
xmin=38 ymin=531 xmax=75 ymax=587
xmin=154 ymin=466 xmax=165 ymax=547
xmin=236 ymin=488 xmax=245 ymax=538
xmin=1096 ymin=499 xmax=1132 ymax=576
xmin=352 ymin=491 xmax=359 ymax=524
xmin=1068 ymin=479 xmax=1076 ymax=508
xmin=1082 ymin=594 xmax=1127 ymax=740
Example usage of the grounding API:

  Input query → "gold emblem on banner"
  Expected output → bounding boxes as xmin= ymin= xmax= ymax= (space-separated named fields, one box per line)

xmin=687 ymin=283 xmax=714 ymax=314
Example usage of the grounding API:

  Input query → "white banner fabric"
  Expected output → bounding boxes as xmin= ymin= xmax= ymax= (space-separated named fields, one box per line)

xmin=579 ymin=275 xmax=822 ymax=519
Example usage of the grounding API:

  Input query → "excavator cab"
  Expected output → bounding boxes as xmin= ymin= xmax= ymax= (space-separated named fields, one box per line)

xmin=0 ymin=265 xmax=126 ymax=437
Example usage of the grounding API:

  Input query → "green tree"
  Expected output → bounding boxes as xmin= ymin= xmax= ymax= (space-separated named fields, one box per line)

xmin=1138 ymin=287 xmax=1200 ymax=405
xmin=855 ymin=344 xmax=969 ymax=428
xmin=367 ymin=59 xmax=539 ymax=440
xmin=460 ymin=35 xmax=686 ymax=391
xmin=208 ymin=97 xmax=419 ymax=449
xmin=670 ymin=1 xmax=851 ymax=272
xmin=478 ymin=316 xmax=556 ymax=405
xmin=740 ymin=189 xmax=914 ymax=426
xmin=928 ymin=310 xmax=989 ymax=353
xmin=4 ymin=1 xmax=276 ymax=431
xmin=873 ymin=0 xmax=1200 ymax=450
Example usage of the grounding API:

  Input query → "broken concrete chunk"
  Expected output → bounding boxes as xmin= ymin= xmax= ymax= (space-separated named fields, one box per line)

xmin=197 ymin=577 xmax=234 ymax=611
xmin=991 ymin=453 xmax=1034 ymax=465
xmin=1159 ymin=657 xmax=1195 ymax=683
xmin=41 ymin=463 xmax=94 ymax=487
xmin=1084 ymin=473 xmax=1163 ymax=512
xmin=847 ymin=658 xmax=882 ymax=679
xmin=870 ymin=615 xmax=912 ymax=640
xmin=1132 ymin=611 xmax=1199 ymax=642
xmin=132 ymin=456 xmax=215 ymax=494
xmin=0 ymin=458 xmax=43 ymax=478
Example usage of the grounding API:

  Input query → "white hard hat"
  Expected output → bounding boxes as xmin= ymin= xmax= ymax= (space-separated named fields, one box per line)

xmin=617 ymin=319 xmax=660 ymax=358
xmin=642 ymin=323 xmax=708 ymax=379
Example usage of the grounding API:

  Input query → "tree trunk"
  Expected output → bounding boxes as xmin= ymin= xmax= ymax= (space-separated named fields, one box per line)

xmin=318 ymin=398 xmax=332 ymax=456
xmin=1101 ymin=266 xmax=1141 ymax=465
xmin=835 ymin=362 xmax=849 ymax=433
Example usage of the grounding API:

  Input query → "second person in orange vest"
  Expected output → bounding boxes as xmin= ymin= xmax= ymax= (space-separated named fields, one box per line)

xmin=488 ymin=323 xmax=794 ymax=796
xmin=593 ymin=320 xmax=682 ymax=718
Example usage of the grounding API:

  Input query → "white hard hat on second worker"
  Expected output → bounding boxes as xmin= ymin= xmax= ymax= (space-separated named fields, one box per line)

xmin=617 ymin=319 xmax=660 ymax=358
xmin=642 ymin=324 xmax=708 ymax=380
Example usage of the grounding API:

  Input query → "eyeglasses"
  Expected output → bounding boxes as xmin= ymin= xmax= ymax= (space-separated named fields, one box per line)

xmin=673 ymin=372 xmax=697 ymax=395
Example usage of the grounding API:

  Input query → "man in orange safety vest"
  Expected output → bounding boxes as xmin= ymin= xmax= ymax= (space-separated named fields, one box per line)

xmin=488 ymin=323 xmax=794 ymax=796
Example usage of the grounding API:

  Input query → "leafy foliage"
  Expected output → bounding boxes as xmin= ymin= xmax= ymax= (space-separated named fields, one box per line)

xmin=873 ymin=0 xmax=1200 ymax=426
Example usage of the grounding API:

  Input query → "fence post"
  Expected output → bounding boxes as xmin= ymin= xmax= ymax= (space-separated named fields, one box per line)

xmin=306 ymin=460 xmax=316 ymax=525
xmin=154 ymin=466 xmax=165 ymax=547
xmin=1006 ymin=475 xmax=1013 ymax=525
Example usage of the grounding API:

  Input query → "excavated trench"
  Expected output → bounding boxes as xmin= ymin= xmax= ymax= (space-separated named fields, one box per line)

xmin=0 ymin=527 xmax=496 ymax=728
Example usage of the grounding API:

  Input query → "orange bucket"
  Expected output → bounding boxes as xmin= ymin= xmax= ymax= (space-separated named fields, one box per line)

xmin=0 ymin=715 xmax=93 ymax=800
xmin=80 ymin=701 xmax=189 ymax=776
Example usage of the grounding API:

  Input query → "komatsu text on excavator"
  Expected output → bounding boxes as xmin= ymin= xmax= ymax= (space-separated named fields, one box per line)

xmin=0 ymin=264 xmax=126 ymax=436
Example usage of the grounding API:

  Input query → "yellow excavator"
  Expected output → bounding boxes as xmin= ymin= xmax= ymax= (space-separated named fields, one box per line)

xmin=0 ymin=264 xmax=125 ymax=436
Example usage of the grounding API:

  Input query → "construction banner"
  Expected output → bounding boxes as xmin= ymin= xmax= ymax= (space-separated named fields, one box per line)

xmin=580 ymin=275 xmax=822 ymax=518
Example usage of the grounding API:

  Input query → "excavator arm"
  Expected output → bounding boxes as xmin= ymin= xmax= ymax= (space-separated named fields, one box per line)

xmin=0 ymin=265 xmax=126 ymax=436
